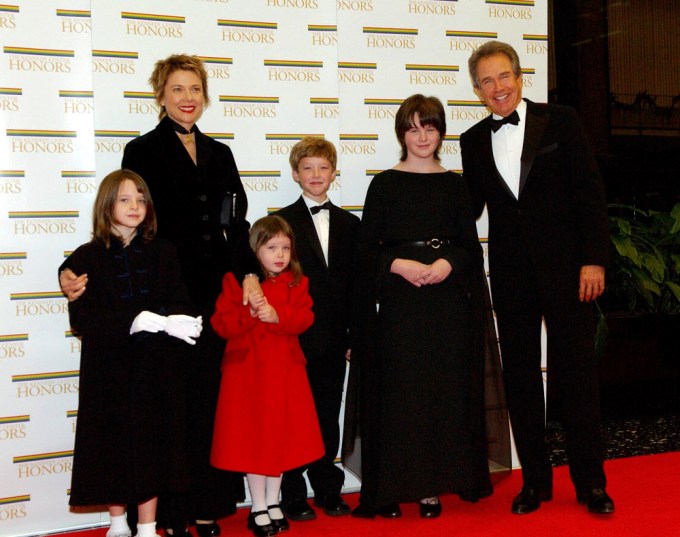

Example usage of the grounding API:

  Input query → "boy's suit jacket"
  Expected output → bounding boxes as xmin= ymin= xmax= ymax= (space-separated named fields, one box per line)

xmin=275 ymin=196 xmax=360 ymax=360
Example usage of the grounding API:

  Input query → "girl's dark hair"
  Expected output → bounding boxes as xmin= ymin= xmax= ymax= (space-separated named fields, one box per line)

xmin=92 ymin=169 xmax=156 ymax=247
xmin=394 ymin=94 xmax=446 ymax=162
xmin=249 ymin=215 xmax=303 ymax=285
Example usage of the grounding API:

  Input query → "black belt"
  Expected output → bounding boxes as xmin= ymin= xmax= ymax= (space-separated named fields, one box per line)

xmin=381 ymin=238 xmax=453 ymax=249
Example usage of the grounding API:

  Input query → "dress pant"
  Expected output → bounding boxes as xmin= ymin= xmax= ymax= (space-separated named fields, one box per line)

xmin=281 ymin=354 xmax=346 ymax=501
xmin=493 ymin=263 xmax=606 ymax=492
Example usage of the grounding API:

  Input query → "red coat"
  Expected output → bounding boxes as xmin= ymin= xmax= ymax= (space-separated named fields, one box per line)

xmin=210 ymin=271 xmax=324 ymax=475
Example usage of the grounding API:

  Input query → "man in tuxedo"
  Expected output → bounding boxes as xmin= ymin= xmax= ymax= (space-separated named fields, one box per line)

xmin=274 ymin=137 xmax=360 ymax=521
xmin=460 ymin=41 xmax=614 ymax=515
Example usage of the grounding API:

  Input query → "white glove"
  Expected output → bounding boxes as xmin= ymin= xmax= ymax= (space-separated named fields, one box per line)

xmin=165 ymin=315 xmax=203 ymax=345
xmin=130 ymin=311 xmax=168 ymax=334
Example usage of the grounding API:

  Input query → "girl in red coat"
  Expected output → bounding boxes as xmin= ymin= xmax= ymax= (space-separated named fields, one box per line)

xmin=211 ymin=215 xmax=324 ymax=537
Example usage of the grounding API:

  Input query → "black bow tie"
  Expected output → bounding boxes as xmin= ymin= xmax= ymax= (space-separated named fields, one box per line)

xmin=310 ymin=201 xmax=331 ymax=215
xmin=489 ymin=110 xmax=520 ymax=132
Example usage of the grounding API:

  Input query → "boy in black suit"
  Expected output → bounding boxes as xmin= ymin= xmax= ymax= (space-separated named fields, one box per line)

xmin=275 ymin=137 xmax=359 ymax=521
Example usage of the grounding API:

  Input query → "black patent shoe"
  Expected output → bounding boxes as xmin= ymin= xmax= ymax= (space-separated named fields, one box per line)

xmin=267 ymin=505 xmax=290 ymax=532
xmin=350 ymin=503 xmax=376 ymax=519
xmin=282 ymin=498 xmax=316 ymax=521
xmin=165 ymin=529 xmax=193 ymax=537
xmin=378 ymin=503 xmax=402 ymax=518
xmin=195 ymin=523 xmax=220 ymax=537
xmin=313 ymin=494 xmax=351 ymax=517
xmin=419 ymin=498 xmax=442 ymax=519
xmin=511 ymin=487 xmax=553 ymax=515
xmin=247 ymin=511 xmax=276 ymax=537
xmin=577 ymin=488 xmax=615 ymax=514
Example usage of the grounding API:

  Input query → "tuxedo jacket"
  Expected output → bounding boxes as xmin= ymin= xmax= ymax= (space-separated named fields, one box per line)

xmin=275 ymin=196 xmax=360 ymax=359
xmin=460 ymin=99 xmax=610 ymax=308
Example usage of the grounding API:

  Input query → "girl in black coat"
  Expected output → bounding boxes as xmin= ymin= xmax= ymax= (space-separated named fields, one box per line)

xmin=68 ymin=170 xmax=202 ymax=537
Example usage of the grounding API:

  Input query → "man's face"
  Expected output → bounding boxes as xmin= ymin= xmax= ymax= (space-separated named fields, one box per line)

xmin=475 ymin=53 xmax=523 ymax=118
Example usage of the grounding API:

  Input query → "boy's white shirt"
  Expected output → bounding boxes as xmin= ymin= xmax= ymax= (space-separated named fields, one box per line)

xmin=302 ymin=193 xmax=330 ymax=264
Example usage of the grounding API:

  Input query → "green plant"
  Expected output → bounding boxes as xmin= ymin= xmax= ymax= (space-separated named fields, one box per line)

xmin=603 ymin=202 xmax=680 ymax=314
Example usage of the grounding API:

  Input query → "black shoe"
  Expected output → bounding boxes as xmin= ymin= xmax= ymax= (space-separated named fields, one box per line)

xmin=247 ymin=511 xmax=276 ymax=537
xmin=419 ymin=499 xmax=442 ymax=519
xmin=195 ymin=523 xmax=220 ymax=537
xmin=577 ymin=488 xmax=615 ymax=514
xmin=282 ymin=499 xmax=316 ymax=521
xmin=267 ymin=504 xmax=290 ymax=532
xmin=511 ymin=488 xmax=553 ymax=515
xmin=350 ymin=504 xmax=375 ymax=519
xmin=166 ymin=529 xmax=193 ymax=537
xmin=313 ymin=494 xmax=351 ymax=517
xmin=378 ymin=503 xmax=402 ymax=518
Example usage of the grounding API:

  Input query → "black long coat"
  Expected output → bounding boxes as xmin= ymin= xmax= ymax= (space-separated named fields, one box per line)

xmin=121 ymin=116 xmax=258 ymax=516
xmin=68 ymin=237 xmax=192 ymax=506
xmin=122 ymin=116 xmax=257 ymax=308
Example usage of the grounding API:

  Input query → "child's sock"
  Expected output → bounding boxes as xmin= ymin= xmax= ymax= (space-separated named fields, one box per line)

xmin=136 ymin=521 xmax=157 ymax=537
xmin=106 ymin=514 xmax=131 ymax=537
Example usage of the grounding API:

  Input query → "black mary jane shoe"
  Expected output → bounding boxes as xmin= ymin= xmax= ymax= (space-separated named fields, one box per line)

xmin=267 ymin=505 xmax=290 ymax=532
xmin=419 ymin=499 xmax=442 ymax=519
xmin=195 ymin=523 xmax=220 ymax=537
xmin=247 ymin=511 xmax=276 ymax=537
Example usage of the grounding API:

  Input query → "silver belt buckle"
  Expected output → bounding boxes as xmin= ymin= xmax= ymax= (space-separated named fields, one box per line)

xmin=427 ymin=238 xmax=442 ymax=249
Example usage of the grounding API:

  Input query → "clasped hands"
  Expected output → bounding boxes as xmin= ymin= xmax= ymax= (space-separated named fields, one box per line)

xmin=391 ymin=258 xmax=452 ymax=287
xmin=130 ymin=311 xmax=203 ymax=345
xmin=247 ymin=291 xmax=279 ymax=324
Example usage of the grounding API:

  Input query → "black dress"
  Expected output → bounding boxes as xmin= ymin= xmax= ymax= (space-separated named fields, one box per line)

xmin=343 ymin=169 xmax=510 ymax=508
xmin=68 ymin=236 xmax=191 ymax=506
xmin=122 ymin=116 xmax=258 ymax=522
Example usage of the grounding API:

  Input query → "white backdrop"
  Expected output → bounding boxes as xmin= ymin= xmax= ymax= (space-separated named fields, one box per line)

xmin=0 ymin=1 xmax=547 ymax=535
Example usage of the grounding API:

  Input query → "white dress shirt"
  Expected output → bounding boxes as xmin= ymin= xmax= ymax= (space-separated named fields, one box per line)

xmin=303 ymin=194 xmax=330 ymax=264
xmin=491 ymin=99 xmax=527 ymax=199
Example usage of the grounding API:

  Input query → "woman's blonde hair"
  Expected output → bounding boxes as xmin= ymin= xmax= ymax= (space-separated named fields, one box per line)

xmin=148 ymin=54 xmax=210 ymax=120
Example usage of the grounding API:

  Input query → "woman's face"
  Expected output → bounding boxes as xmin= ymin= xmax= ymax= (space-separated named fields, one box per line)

xmin=161 ymin=69 xmax=204 ymax=131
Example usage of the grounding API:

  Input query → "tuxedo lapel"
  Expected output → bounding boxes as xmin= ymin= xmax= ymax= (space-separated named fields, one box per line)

xmin=519 ymin=100 xmax=549 ymax=196
xmin=478 ymin=116 xmax=516 ymax=199
xmin=327 ymin=204 xmax=345 ymax=269
xmin=292 ymin=197 xmax=327 ymax=269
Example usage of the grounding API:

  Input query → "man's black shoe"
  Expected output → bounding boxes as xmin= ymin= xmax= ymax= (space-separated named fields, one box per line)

xmin=313 ymin=495 xmax=351 ymax=517
xmin=281 ymin=499 xmax=316 ymax=521
xmin=378 ymin=503 xmax=402 ymax=518
xmin=577 ymin=488 xmax=615 ymax=514
xmin=511 ymin=488 xmax=553 ymax=514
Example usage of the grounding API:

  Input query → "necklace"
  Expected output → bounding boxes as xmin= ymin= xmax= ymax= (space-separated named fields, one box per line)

xmin=169 ymin=118 xmax=196 ymax=144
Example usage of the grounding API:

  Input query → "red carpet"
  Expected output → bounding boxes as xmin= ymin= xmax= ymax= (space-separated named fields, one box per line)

xmin=62 ymin=453 xmax=679 ymax=537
